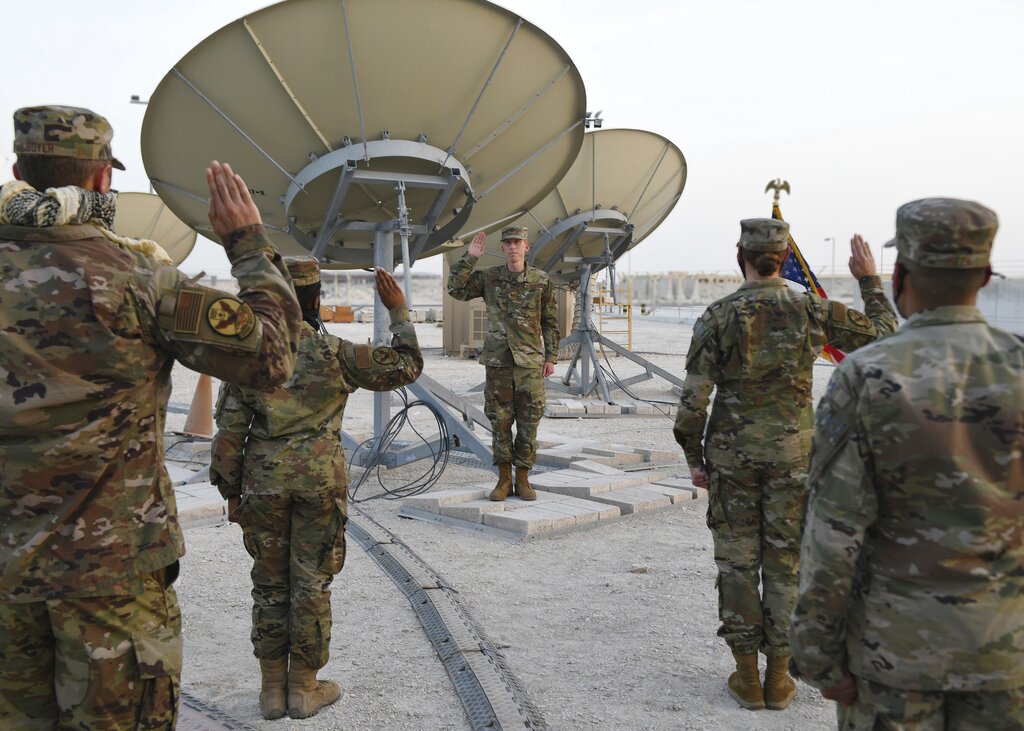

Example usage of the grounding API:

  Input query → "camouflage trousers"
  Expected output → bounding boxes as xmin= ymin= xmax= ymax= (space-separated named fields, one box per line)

xmin=237 ymin=489 xmax=347 ymax=669
xmin=0 ymin=566 xmax=181 ymax=730
xmin=484 ymin=365 xmax=546 ymax=468
xmin=838 ymin=676 xmax=1024 ymax=730
xmin=706 ymin=456 xmax=807 ymax=656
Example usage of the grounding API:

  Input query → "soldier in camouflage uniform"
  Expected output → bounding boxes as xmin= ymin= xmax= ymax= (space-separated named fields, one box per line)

xmin=0 ymin=106 xmax=301 ymax=730
xmin=673 ymin=218 xmax=897 ymax=711
xmin=447 ymin=227 xmax=559 ymax=501
xmin=211 ymin=258 xmax=422 ymax=720
xmin=791 ymin=199 xmax=1024 ymax=730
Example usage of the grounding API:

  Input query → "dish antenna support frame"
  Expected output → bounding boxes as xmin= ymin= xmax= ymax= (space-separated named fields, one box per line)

xmin=527 ymin=207 xmax=632 ymax=275
xmin=285 ymin=140 xmax=496 ymax=466
xmin=558 ymin=239 xmax=687 ymax=403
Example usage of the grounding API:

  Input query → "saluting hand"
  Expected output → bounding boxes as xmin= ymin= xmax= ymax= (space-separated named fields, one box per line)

xmin=468 ymin=231 xmax=486 ymax=258
xmin=206 ymin=161 xmax=262 ymax=242
xmin=848 ymin=234 xmax=877 ymax=279
xmin=375 ymin=268 xmax=406 ymax=310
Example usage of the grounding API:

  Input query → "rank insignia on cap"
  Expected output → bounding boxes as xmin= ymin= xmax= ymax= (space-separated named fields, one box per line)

xmin=372 ymin=347 xmax=400 ymax=366
xmin=207 ymin=298 xmax=256 ymax=338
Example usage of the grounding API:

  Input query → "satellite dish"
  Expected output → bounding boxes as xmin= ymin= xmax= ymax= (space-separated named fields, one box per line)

xmin=113 ymin=192 xmax=197 ymax=265
xmin=471 ymin=128 xmax=686 ymax=284
xmin=141 ymin=0 xmax=586 ymax=270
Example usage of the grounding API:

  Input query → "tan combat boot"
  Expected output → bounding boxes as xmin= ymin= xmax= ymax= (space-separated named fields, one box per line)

xmin=728 ymin=652 xmax=766 ymax=710
xmin=489 ymin=463 xmax=513 ymax=501
xmin=764 ymin=655 xmax=797 ymax=710
xmin=258 ymin=657 xmax=288 ymax=720
xmin=287 ymin=660 xmax=341 ymax=719
xmin=514 ymin=466 xmax=537 ymax=501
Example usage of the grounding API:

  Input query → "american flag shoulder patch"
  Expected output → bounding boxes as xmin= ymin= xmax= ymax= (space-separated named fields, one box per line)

xmin=174 ymin=289 xmax=204 ymax=334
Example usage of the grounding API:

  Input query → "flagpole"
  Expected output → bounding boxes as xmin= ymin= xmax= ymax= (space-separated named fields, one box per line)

xmin=826 ymin=237 xmax=836 ymax=292
xmin=766 ymin=178 xmax=845 ymax=364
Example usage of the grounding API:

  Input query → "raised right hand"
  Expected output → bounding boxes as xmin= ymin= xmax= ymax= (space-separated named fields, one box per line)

xmin=206 ymin=161 xmax=262 ymax=242
xmin=468 ymin=231 xmax=486 ymax=258
xmin=848 ymin=234 xmax=878 ymax=279
xmin=375 ymin=268 xmax=406 ymax=310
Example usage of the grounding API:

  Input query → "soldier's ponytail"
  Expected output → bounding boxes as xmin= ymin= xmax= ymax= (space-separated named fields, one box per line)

xmin=741 ymin=249 xmax=785 ymax=277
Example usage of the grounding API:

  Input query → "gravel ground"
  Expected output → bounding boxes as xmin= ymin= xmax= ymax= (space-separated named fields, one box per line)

xmin=172 ymin=311 xmax=842 ymax=730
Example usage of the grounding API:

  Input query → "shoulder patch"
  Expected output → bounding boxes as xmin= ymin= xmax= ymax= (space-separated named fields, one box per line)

xmin=815 ymin=398 xmax=850 ymax=446
xmin=354 ymin=345 xmax=372 ymax=369
xmin=815 ymin=374 xmax=856 ymax=449
xmin=829 ymin=300 xmax=848 ymax=324
xmin=373 ymin=347 xmax=400 ymax=366
xmin=206 ymin=298 xmax=256 ymax=338
xmin=847 ymin=309 xmax=872 ymax=329
xmin=174 ymin=289 xmax=204 ymax=334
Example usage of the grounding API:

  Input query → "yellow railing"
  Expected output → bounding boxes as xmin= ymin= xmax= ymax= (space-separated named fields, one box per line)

xmin=595 ymin=281 xmax=632 ymax=355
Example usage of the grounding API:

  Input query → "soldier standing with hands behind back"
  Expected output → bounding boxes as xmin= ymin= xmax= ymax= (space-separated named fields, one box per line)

xmin=0 ymin=105 xmax=301 ymax=729
xmin=791 ymin=198 xmax=1024 ymax=729
xmin=674 ymin=218 xmax=897 ymax=712
xmin=448 ymin=227 xmax=559 ymax=501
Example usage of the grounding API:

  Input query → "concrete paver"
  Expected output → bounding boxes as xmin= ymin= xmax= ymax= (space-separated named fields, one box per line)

xmin=402 ymin=488 xmax=489 ymax=514
xmin=588 ymin=486 xmax=672 ymax=515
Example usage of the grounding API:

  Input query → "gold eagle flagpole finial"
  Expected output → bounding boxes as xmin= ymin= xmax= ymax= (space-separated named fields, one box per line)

xmin=764 ymin=178 xmax=791 ymax=204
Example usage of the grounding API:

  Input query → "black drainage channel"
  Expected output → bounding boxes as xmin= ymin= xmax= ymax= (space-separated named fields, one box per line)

xmin=178 ymin=690 xmax=257 ymax=730
xmin=349 ymin=510 xmax=547 ymax=731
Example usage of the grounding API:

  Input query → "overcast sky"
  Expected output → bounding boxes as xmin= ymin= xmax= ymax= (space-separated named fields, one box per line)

xmin=2 ymin=0 xmax=1021 ymax=279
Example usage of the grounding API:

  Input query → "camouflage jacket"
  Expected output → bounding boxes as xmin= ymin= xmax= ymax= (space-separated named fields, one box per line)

xmin=792 ymin=306 xmax=1024 ymax=692
xmin=210 ymin=306 xmax=422 ymax=499
xmin=447 ymin=253 xmax=559 ymax=368
xmin=0 ymin=221 xmax=301 ymax=602
xmin=673 ymin=276 xmax=897 ymax=468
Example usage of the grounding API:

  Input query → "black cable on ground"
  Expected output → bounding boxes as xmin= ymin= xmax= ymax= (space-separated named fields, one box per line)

xmin=347 ymin=387 xmax=452 ymax=503
xmin=597 ymin=347 xmax=676 ymax=420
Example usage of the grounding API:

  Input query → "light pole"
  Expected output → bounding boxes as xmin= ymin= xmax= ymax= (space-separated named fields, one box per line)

xmin=825 ymin=237 xmax=836 ymax=293
xmin=129 ymin=95 xmax=152 ymax=193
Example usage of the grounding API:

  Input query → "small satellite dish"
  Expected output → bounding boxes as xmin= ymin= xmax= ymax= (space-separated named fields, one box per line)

xmin=471 ymin=128 xmax=686 ymax=283
xmin=141 ymin=0 xmax=586 ymax=270
xmin=113 ymin=192 xmax=197 ymax=265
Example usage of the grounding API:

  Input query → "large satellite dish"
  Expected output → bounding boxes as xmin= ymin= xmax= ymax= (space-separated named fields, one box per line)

xmin=470 ymin=128 xmax=686 ymax=284
xmin=141 ymin=0 xmax=586 ymax=270
xmin=113 ymin=192 xmax=197 ymax=265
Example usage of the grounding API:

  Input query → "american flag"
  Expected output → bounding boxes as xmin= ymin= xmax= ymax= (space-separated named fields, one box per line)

xmin=772 ymin=203 xmax=844 ymax=363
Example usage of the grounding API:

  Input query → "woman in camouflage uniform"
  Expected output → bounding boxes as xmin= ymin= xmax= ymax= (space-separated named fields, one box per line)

xmin=211 ymin=261 xmax=422 ymax=720
xmin=673 ymin=218 xmax=897 ymax=712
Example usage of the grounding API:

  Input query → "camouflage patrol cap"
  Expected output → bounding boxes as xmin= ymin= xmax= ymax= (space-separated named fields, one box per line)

xmin=500 ymin=226 xmax=529 ymax=242
xmin=283 ymin=256 xmax=320 ymax=286
xmin=13 ymin=105 xmax=125 ymax=170
xmin=739 ymin=218 xmax=790 ymax=252
xmin=883 ymin=198 xmax=997 ymax=268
